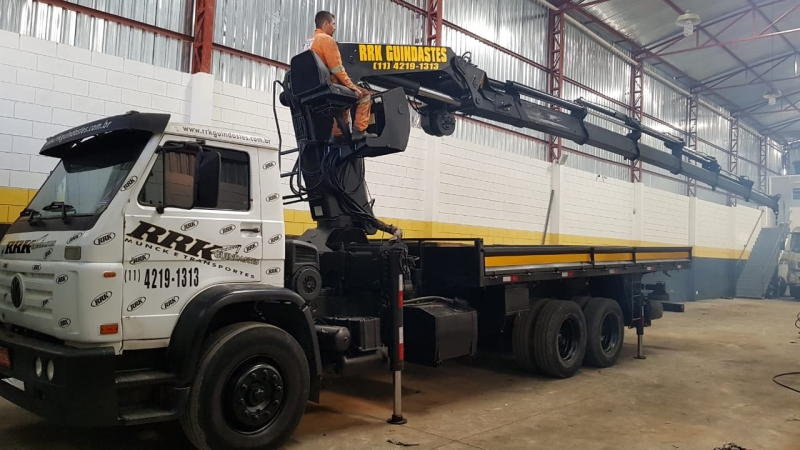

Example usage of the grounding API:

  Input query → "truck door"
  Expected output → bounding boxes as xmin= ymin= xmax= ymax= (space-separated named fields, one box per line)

xmin=122 ymin=136 xmax=263 ymax=342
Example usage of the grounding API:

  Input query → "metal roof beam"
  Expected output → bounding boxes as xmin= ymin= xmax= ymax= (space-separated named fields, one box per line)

xmin=643 ymin=0 xmax=789 ymax=53
xmin=649 ymin=27 xmax=800 ymax=58
xmin=704 ymin=73 xmax=800 ymax=93
xmin=659 ymin=0 xmax=800 ymax=129
xmin=764 ymin=116 xmax=800 ymax=133
xmin=563 ymin=0 xmax=614 ymax=11
xmin=701 ymin=52 xmax=796 ymax=88
xmin=733 ymin=88 xmax=800 ymax=114
xmin=748 ymin=0 xmax=800 ymax=57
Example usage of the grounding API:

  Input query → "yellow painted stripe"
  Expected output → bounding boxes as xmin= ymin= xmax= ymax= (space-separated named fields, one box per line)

xmin=638 ymin=251 xmax=691 ymax=260
xmin=0 ymin=190 xmax=737 ymax=262
xmin=594 ymin=252 xmax=633 ymax=262
xmin=485 ymin=253 xmax=591 ymax=268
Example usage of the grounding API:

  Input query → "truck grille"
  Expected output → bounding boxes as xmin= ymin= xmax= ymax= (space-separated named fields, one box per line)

xmin=10 ymin=275 xmax=22 ymax=308
xmin=0 ymin=267 xmax=55 ymax=311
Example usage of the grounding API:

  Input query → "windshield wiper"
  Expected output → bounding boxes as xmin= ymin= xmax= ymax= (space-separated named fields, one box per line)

xmin=42 ymin=202 xmax=76 ymax=223
xmin=21 ymin=208 xmax=45 ymax=226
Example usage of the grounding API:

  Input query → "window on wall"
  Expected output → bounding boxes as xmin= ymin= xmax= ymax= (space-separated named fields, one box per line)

xmin=139 ymin=145 xmax=251 ymax=211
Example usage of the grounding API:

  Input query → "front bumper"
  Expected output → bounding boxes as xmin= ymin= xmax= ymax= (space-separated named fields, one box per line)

xmin=0 ymin=327 xmax=118 ymax=427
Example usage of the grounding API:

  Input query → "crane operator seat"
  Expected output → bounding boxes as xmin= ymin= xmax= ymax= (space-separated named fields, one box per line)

xmin=280 ymin=50 xmax=411 ymax=157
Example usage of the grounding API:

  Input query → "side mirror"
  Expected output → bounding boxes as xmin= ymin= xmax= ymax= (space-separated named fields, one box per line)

xmin=781 ymin=240 xmax=786 ymax=250
xmin=157 ymin=144 xmax=220 ymax=213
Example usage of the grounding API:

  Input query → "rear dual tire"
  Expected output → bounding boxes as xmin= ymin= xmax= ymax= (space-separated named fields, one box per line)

xmin=513 ymin=299 xmax=587 ymax=378
xmin=513 ymin=296 xmax=626 ymax=376
xmin=582 ymin=298 xmax=624 ymax=368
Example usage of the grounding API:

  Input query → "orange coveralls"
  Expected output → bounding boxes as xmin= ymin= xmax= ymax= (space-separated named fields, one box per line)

xmin=304 ymin=29 xmax=371 ymax=136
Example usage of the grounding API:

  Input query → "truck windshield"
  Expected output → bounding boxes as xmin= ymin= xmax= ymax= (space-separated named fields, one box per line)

xmin=791 ymin=233 xmax=800 ymax=253
xmin=13 ymin=130 xmax=152 ymax=230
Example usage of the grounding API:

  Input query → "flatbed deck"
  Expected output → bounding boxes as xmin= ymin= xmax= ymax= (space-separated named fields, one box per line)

xmin=401 ymin=239 xmax=691 ymax=290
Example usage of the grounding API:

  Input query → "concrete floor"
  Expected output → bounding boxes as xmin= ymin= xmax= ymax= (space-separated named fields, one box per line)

xmin=2 ymin=298 xmax=800 ymax=449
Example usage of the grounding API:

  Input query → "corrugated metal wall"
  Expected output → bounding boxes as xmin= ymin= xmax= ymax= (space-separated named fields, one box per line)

xmin=0 ymin=0 xmax=785 ymax=195
xmin=560 ymin=24 xmax=631 ymax=181
xmin=442 ymin=0 xmax=548 ymax=67
xmin=0 ymin=0 xmax=191 ymax=70
xmin=213 ymin=0 xmax=425 ymax=66
xmin=739 ymin=128 xmax=761 ymax=185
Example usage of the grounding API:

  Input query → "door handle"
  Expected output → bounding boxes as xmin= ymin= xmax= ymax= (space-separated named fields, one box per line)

xmin=241 ymin=227 xmax=260 ymax=233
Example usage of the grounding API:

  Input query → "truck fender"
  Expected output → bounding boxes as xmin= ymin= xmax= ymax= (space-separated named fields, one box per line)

xmin=166 ymin=284 xmax=322 ymax=402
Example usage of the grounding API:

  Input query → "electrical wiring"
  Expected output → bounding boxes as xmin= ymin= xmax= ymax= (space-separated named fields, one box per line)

xmin=773 ymin=372 xmax=800 ymax=394
xmin=771 ymin=312 xmax=800 ymax=394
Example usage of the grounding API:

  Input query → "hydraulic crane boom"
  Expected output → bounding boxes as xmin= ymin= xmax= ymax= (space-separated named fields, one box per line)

xmin=278 ymin=43 xmax=779 ymax=251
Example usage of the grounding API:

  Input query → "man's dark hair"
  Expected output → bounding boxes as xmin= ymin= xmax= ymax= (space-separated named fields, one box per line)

xmin=315 ymin=11 xmax=335 ymax=29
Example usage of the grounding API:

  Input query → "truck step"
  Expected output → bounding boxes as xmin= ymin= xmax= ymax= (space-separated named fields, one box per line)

xmin=118 ymin=407 xmax=180 ymax=425
xmin=115 ymin=370 xmax=176 ymax=389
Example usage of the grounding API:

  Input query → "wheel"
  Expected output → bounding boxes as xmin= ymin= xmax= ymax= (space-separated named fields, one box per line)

xmin=512 ymin=298 xmax=549 ymax=372
xmin=421 ymin=109 xmax=456 ymax=136
xmin=532 ymin=300 xmax=587 ymax=378
xmin=582 ymin=298 xmax=624 ymax=368
xmin=181 ymin=322 xmax=310 ymax=450
xmin=791 ymin=286 xmax=800 ymax=300
xmin=571 ymin=295 xmax=592 ymax=309
xmin=648 ymin=300 xmax=664 ymax=320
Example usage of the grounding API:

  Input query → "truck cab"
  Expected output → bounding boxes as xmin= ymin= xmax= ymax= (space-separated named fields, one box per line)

xmin=1 ymin=114 xmax=284 ymax=349
xmin=782 ymin=227 xmax=800 ymax=298
xmin=0 ymin=113 xmax=326 ymax=448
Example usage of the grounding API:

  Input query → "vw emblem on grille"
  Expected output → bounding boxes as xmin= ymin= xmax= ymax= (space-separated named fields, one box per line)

xmin=10 ymin=274 xmax=24 ymax=309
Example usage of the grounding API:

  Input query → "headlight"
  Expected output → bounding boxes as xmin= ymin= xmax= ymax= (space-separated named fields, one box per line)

xmin=46 ymin=360 xmax=55 ymax=381
xmin=34 ymin=357 xmax=43 ymax=377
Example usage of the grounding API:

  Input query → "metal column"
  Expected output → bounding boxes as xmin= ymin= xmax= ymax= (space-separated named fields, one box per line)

xmin=192 ymin=0 xmax=215 ymax=74
xmin=759 ymin=137 xmax=768 ymax=193
xmin=728 ymin=117 xmax=739 ymax=206
xmin=426 ymin=0 xmax=443 ymax=46
xmin=548 ymin=10 xmax=565 ymax=163
xmin=686 ymin=95 xmax=698 ymax=197
xmin=630 ymin=60 xmax=644 ymax=182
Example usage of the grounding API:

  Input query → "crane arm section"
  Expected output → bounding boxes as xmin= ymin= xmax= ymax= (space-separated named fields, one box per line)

xmin=278 ymin=43 xmax=778 ymax=251
xmin=336 ymin=43 xmax=778 ymax=212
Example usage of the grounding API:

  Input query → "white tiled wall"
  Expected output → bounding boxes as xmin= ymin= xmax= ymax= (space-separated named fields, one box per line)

xmin=438 ymin=139 xmax=551 ymax=230
xmin=642 ymin=186 xmax=690 ymax=245
xmin=696 ymin=201 xmax=734 ymax=250
xmin=561 ymin=167 xmax=635 ymax=241
xmin=0 ymin=31 xmax=191 ymax=190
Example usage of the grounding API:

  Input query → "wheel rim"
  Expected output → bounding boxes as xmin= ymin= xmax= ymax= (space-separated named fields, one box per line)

xmin=222 ymin=356 xmax=286 ymax=434
xmin=557 ymin=317 xmax=581 ymax=363
xmin=599 ymin=312 xmax=620 ymax=354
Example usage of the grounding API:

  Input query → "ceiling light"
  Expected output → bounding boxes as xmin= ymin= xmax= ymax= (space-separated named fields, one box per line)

xmin=764 ymin=88 xmax=783 ymax=105
xmin=676 ymin=10 xmax=701 ymax=36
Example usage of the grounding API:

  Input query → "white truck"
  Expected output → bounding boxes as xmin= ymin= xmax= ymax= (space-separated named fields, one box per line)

xmin=0 ymin=115 xmax=310 ymax=449
xmin=0 ymin=41 xmax=777 ymax=450
xmin=781 ymin=227 xmax=800 ymax=298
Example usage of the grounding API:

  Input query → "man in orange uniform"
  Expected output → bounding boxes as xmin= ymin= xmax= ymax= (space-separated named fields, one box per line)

xmin=303 ymin=11 xmax=376 ymax=141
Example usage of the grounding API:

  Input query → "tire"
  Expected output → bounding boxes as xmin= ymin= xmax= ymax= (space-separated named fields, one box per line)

xmin=512 ymin=298 xmax=549 ymax=372
xmin=648 ymin=300 xmax=664 ymax=320
xmin=572 ymin=295 xmax=593 ymax=309
xmin=180 ymin=322 xmax=310 ymax=450
xmin=532 ymin=300 xmax=587 ymax=378
xmin=791 ymin=286 xmax=800 ymax=300
xmin=582 ymin=298 xmax=624 ymax=368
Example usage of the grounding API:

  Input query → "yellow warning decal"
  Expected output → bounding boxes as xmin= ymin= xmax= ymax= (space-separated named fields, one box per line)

xmin=358 ymin=44 xmax=448 ymax=63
